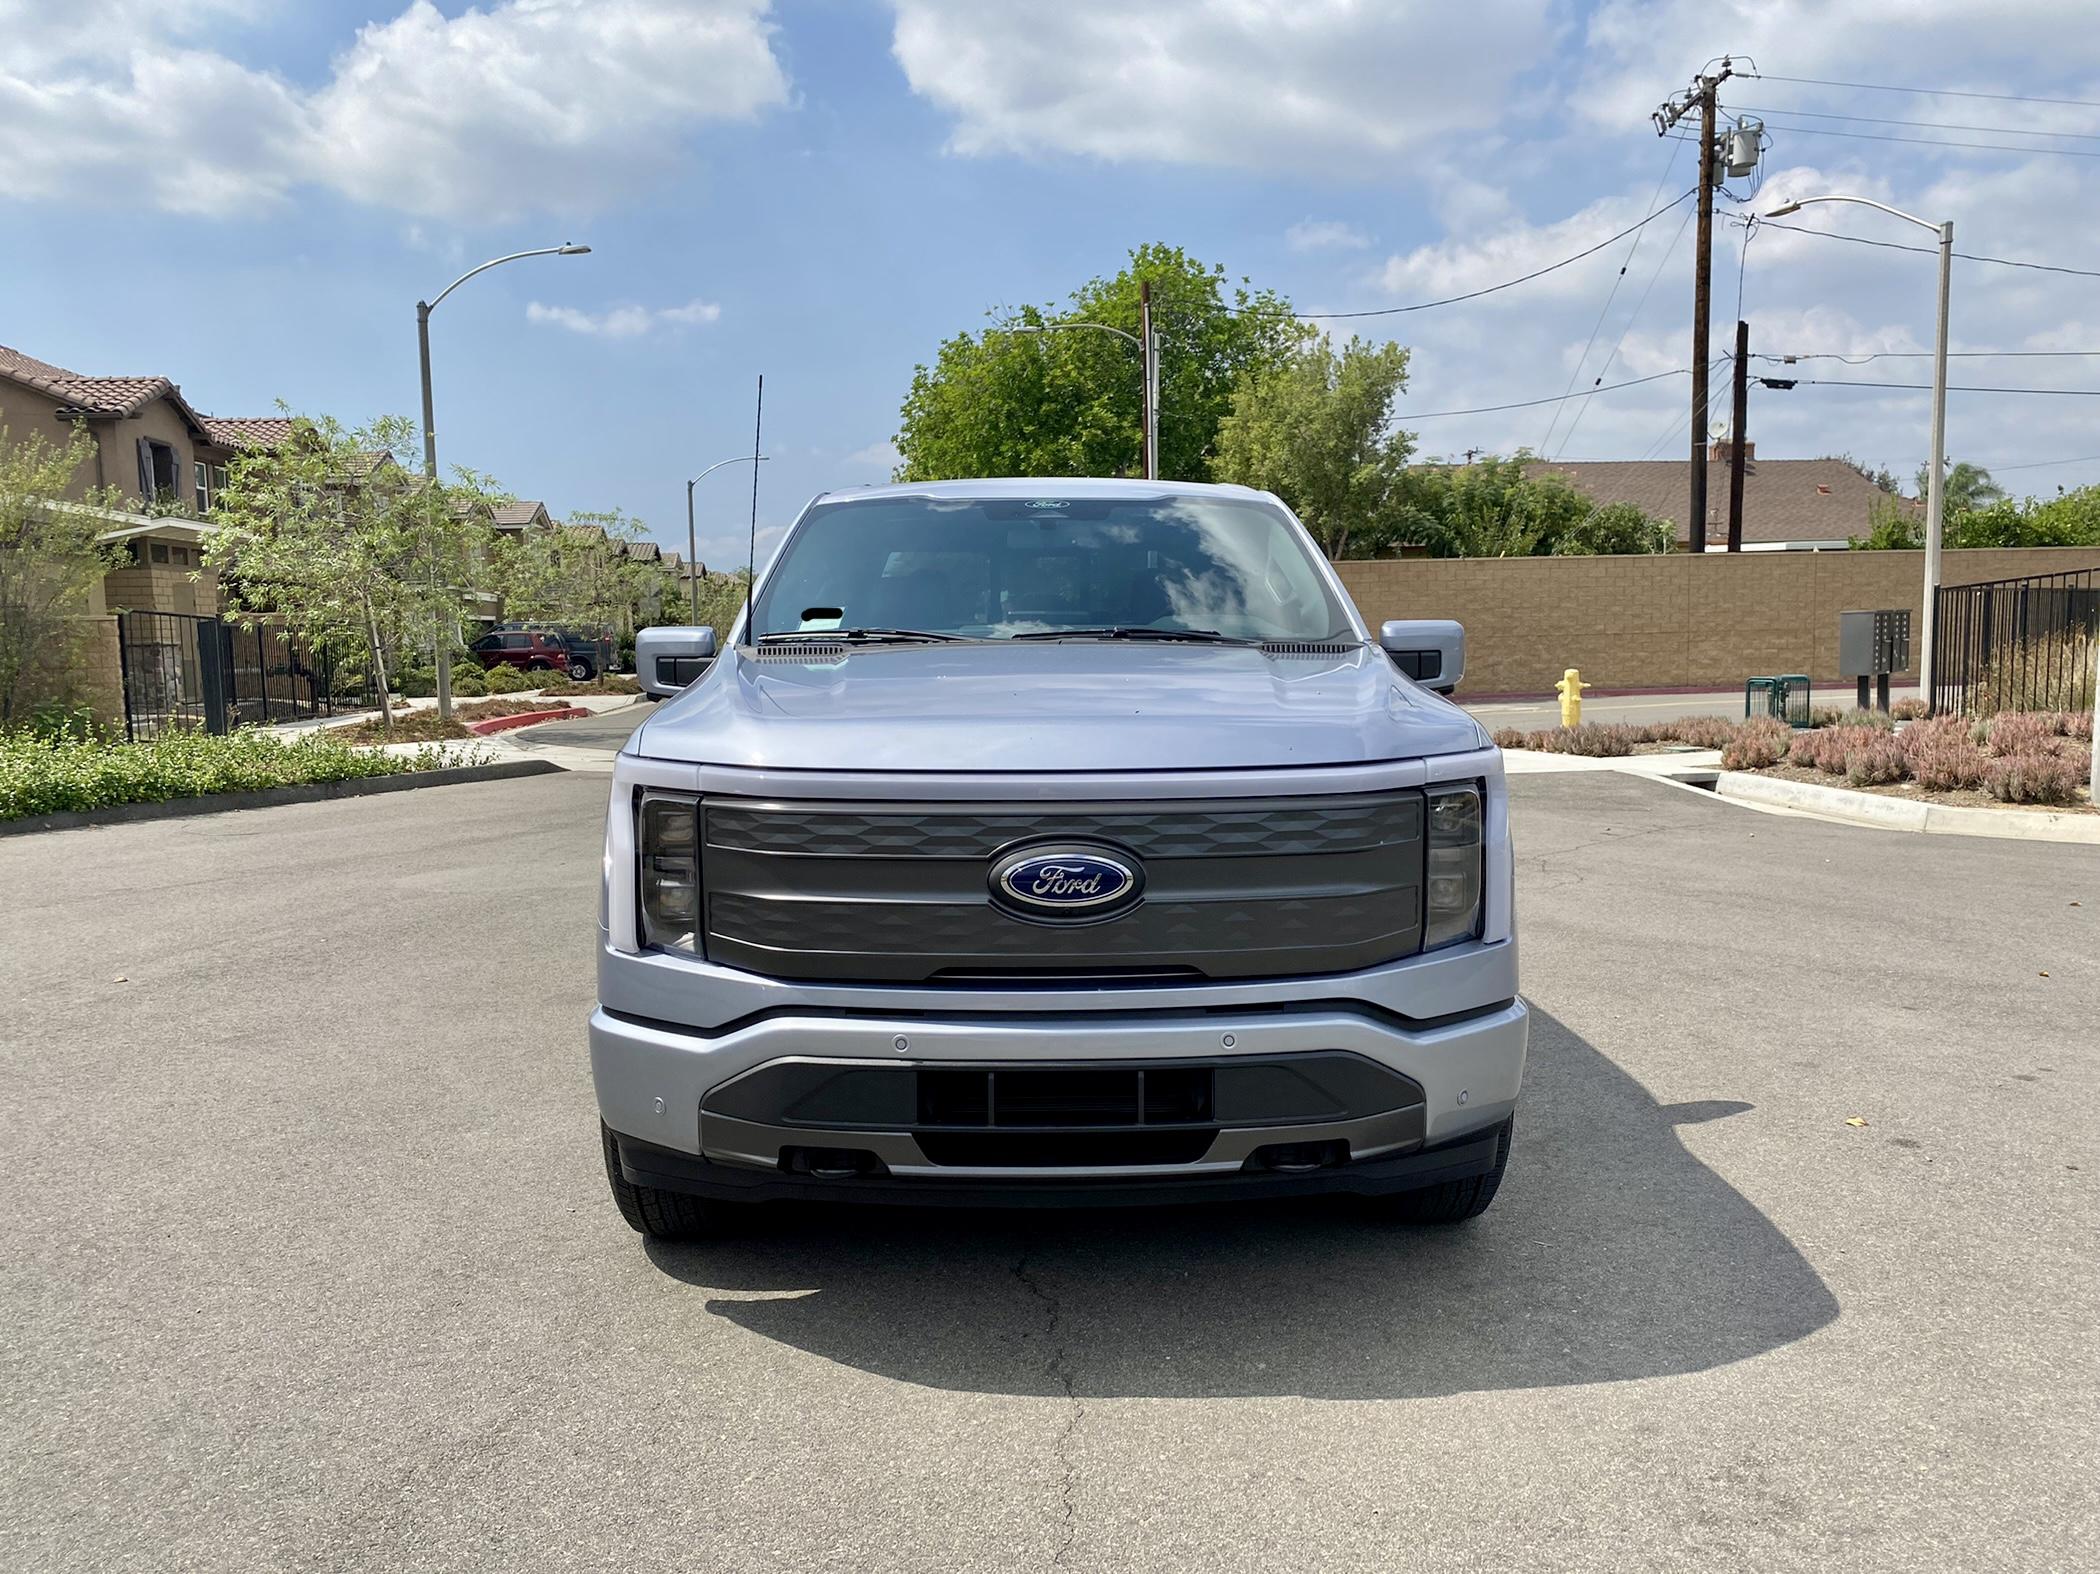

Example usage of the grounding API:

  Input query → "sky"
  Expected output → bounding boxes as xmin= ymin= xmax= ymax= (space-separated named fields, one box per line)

xmin=5 ymin=0 xmax=2100 ymax=571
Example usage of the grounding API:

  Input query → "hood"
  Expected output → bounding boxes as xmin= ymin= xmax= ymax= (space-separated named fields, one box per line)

xmin=631 ymin=642 xmax=1489 ymax=773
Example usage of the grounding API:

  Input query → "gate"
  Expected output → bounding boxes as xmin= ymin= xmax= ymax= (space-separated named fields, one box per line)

xmin=116 ymin=613 xmax=362 ymax=740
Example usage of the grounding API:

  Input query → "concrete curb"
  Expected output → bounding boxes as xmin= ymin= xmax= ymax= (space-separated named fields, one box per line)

xmin=1714 ymin=770 xmax=2100 ymax=844
xmin=0 ymin=758 xmax=563 ymax=838
xmin=467 ymin=706 xmax=589 ymax=736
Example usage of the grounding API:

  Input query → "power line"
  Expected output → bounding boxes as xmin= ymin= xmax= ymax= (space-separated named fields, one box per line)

xmin=1791 ymin=378 xmax=2100 ymax=395
xmin=1992 ymin=453 xmax=2100 ymax=472
xmin=1549 ymin=203 xmax=1694 ymax=460
xmin=1540 ymin=141 xmax=1685 ymax=453
xmin=1735 ymin=215 xmax=2100 ymax=280
xmin=1736 ymin=104 xmax=2100 ymax=143
xmin=1738 ymin=71 xmax=2100 ymax=112
xmin=1760 ymin=350 xmax=2100 ymax=363
xmin=1753 ymin=120 xmax=2100 ymax=159
xmin=1224 ymin=189 xmax=1698 ymax=321
xmin=1396 ymin=368 xmax=1689 ymax=420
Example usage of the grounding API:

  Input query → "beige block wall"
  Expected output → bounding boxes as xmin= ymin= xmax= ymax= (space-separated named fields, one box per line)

xmin=15 ymin=616 xmax=125 ymax=731
xmin=1337 ymin=548 xmax=2100 ymax=695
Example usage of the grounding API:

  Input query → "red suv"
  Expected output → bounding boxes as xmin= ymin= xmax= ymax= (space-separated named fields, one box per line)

xmin=469 ymin=628 xmax=593 ymax=680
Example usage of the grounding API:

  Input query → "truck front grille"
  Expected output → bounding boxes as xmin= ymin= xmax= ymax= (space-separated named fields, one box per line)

xmin=698 ymin=792 xmax=1425 ymax=985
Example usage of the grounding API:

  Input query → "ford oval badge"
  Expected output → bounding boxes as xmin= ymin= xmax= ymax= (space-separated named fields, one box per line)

xmin=990 ymin=844 xmax=1143 ymax=922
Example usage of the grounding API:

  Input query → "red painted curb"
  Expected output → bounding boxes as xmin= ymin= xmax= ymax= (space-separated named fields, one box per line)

xmin=466 ymin=706 xmax=590 ymax=736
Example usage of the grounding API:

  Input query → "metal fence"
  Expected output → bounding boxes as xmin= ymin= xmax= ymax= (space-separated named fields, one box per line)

xmin=1932 ymin=567 xmax=2099 ymax=717
xmin=116 ymin=613 xmax=368 ymax=740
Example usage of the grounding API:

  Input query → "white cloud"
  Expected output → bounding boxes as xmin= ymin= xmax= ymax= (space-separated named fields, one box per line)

xmin=844 ymin=439 xmax=903 ymax=477
xmin=0 ymin=0 xmax=788 ymax=219
xmin=888 ymin=0 xmax=1557 ymax=174
xmin=526 ymin=298 xmax=721 ymax=338
xmin=1286 ymin=220 xmax=1370 ymax=254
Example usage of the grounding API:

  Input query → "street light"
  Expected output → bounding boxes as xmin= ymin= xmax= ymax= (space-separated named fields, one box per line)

xmin=416 ymin=242 xmax=591 ymax=717
xmin=1002 ymin=307 xmax=1160 ymax=480
xmin=685 ymin=454 xmax=768 ymax=624
xmin=1765 ymin=194 xmax=1952 ymax=707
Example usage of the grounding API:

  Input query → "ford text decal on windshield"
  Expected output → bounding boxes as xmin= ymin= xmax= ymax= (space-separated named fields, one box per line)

xmin=1024 ymin=499 xmax=1069 ymax=509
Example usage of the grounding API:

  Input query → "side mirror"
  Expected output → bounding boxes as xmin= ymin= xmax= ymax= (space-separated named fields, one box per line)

xmin=635 ymin=625 xmax=717 ymax=697
xmin=1378 ymin=619 xmax=1464 ymax=695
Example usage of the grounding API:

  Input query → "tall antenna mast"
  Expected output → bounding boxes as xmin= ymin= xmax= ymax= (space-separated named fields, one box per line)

xmin=743 ymin=373 xmax=763 ymax=645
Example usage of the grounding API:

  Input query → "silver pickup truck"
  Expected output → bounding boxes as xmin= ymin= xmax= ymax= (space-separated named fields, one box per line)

xmin=594 ymin=478 xmax=1526 ymax=1241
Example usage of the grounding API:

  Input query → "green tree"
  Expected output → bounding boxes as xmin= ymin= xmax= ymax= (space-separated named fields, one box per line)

xmin=1851 ymin=482 xmax=2100 ymax=549
xmin=894 ymin=244 xmax=1308 ymax=484
xmin=206 ymin=413 xmax=497 ymax=726
xmin=1384 ymin=456 xmax=1670 ymax=559
xmin=495 ymin=507 xmax=666 ymax=637
xmin=0 ymin=424 xmax=125 ymax=729
xmin=1916 ymin=459 xmax=2004 ymax=514
xmin=1554 ymin=500 xmax=1675 ymax=556
xmin=1213 ymin=335 xmax=1415 ymax=558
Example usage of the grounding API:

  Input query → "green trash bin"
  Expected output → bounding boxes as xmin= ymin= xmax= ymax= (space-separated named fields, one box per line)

xmin=1744 ymin=675 xmax=1812 ymax=727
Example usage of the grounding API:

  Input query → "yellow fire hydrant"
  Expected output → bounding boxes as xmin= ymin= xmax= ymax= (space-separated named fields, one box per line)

xmin=1554 ymin=667 xmax=1589 ymax=728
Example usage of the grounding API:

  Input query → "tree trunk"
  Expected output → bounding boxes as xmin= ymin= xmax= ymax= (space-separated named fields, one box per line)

xmin=365 ymin=595 xmax=394 ymax=726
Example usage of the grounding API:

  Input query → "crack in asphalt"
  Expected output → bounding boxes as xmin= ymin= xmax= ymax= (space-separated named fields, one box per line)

xmin=1013 ymin=1257 xmax=1082 ymax=1570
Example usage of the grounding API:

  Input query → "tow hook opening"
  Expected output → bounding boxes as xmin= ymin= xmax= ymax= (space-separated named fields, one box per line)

xmin=781 ymin=1146 xmax=887 ymax=1179
xmin=1248 ymin=1139 xmax=1349 ymax=1174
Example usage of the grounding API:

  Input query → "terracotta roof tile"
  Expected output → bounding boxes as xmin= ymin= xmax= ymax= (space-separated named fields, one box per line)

xmin=199 ymin=416 xmax=297 ymax=449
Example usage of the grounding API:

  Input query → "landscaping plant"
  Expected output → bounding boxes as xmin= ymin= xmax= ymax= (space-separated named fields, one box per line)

xmin=0 ymin=728 xmax=465 ymax=821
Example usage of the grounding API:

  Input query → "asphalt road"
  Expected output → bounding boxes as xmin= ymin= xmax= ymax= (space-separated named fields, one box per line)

xmin=3 ymin=771 xmax=2094 ymax=1572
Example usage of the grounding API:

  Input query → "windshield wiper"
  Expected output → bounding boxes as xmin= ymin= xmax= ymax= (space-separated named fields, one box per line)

xmin=756 ymin=627 xmax=974 ymax=645
xmin=1008 ymin=626 xmax=1258 ymax=645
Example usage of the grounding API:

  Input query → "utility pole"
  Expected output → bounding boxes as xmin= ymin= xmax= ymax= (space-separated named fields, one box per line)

xmin=1654 ymin=58 xmax=1734 ymax=553
xmin=1727 ymin=319 xmax=1749 ymax=551
xmin=1139 ymin=279 xmax=1159 ymax=480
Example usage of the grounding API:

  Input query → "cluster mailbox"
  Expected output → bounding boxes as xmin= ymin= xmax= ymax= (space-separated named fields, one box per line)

xmin=1838 ymin=609 xmax=1912 ymax=711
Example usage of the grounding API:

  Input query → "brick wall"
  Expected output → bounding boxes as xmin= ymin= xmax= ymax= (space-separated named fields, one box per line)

xmin=1336 ymin=548 xmax=2100 ymax=696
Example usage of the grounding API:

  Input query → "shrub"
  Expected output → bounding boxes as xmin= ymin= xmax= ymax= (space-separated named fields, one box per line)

xmin=484 ymin=664 xmax=533 ymax=694
xmin=1901 ymin=716 xmax=1990 ymax=791
xmin=1719 ymin=717 xmax=1791 ymax=770
xmin=1889 ymin=697 xmax=1930 ymax=721
xmin=1647 ymin=715 xmax=1737 ymax=749
xmin=1835 ymin=706 xmax=1896 ymax=732
xmin=1524 ymin=722 xmax=1642 ymax=756
xmin=449 ymin=668 xmax=487 ymax=697
xmin=1491 ymin=726 xmax=1528 ymax=750
xmin=1986 ymin=711 xmax=2062 ymax=756
xmin=547 ymin=674 xmax=640 ymax=695
xmin=2061 ymin=708 xmax=2094 ymax=742
xmin=0 ymin=728 xmax=464 ymax=820
xmin=1843 ymin=735 xmax=1908 ymax=786
xmin=1808 ymin=706 xmax=1844 ymax=728
xmin=395 ymin=666 xmax=437 ymax=698
xmin=1983 ymin=750 xmax=2085 ymax=805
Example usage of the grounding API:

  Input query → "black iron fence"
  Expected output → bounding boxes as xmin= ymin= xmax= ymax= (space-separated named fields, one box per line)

xmin=1932 ymin=567 xmax=2098 ymax=717
xmin=116 ymin=613 xmax=371 ymax=740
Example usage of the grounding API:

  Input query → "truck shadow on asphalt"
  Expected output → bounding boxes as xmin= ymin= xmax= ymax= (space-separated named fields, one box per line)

xmin=645 ymin=1009 xmax=1838 ymax=1399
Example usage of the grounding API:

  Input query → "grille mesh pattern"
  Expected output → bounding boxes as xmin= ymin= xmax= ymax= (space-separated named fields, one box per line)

xmin=706 ymin=798 xmax=1408 ymax=860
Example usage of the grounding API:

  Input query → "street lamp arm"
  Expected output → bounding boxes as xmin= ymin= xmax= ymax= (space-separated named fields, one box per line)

xmin=1003 ymin=321 xmax=1143 ymax=350
xmin=1762 ymin=193 xmax=1936 ymax=235
xmin=687 ymin=454 xmax=768 ymax=487
xmin=424 ymin=242 xmax=592 ymax=313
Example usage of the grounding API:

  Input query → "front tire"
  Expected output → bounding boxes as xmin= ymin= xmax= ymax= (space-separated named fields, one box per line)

xmin=568 ymin=658 xmax=594 ymax=681
xmin=601 ymin=1122 xmax=730 ymax=1241
xmin=1372 ymin=1117 xmax=1512 ymax=1225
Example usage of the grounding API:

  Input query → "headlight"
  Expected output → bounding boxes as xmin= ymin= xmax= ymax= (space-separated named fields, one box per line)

xmin=638 ymin=790 xmax=701 ymax=953
xmin=1423 ymin=785 xmax=1483 ymax=950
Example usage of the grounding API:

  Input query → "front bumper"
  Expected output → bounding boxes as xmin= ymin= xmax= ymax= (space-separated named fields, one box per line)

xmin=590 ymin=996 xmax=1528 ymax=1195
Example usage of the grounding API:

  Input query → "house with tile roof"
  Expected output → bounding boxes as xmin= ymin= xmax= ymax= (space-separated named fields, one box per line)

xmin=1523 ymin=443 xmax=1919 ymax=551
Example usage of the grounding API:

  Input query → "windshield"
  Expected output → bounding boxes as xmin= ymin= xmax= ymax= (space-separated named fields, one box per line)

xmin=750 ymin=493 xmax=1355 ymax=643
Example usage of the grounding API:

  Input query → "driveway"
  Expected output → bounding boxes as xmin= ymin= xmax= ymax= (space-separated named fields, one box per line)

xmin=1 ymin=772 xmax=2091 ymax=1572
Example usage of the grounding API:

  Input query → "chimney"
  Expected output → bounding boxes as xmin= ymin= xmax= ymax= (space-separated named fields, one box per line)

xmin=1709 ymin=439 xmax=1754 ymax=462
